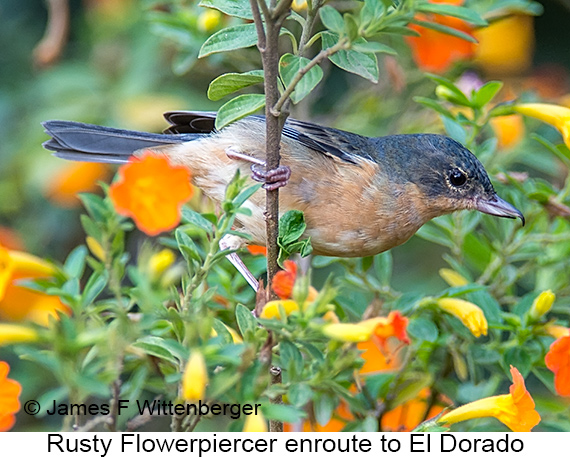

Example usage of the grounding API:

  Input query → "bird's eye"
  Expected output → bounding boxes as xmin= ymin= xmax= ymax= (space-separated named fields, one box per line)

xmin=449 ymin=169 xmax=467 ymax=187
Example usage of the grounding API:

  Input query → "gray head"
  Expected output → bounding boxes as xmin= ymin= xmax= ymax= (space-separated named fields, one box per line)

xmin=374 ymin=134 xmax=524 ymax=224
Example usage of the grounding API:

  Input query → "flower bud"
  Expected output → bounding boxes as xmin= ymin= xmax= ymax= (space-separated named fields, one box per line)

xmin=243 ymin=411 xmax=268 ymax=432
xmin=529 ymin=290 xmax=555 ymax=321
xmin=182 ymin=351 xmax=208 ymax=401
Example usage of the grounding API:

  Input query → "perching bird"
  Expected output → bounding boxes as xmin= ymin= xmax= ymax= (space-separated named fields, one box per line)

xmin=43 ymin=111 xmax=523 ymax=258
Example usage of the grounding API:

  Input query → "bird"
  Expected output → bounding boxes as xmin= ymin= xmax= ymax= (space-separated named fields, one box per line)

xmin=42 ymin=111 xmax=524 ymax=258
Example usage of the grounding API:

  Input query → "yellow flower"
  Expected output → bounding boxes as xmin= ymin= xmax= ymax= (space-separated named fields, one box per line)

xmin=439 ymin=268 xmax=468 ymax=287
xmin=437 ymin=298 xmax=488 ymax=337
xmin=197 ymin=9 xmax=222 ymax=33
xmin=439 ymin=366 xmax=540 ymax=432
xmin=322 ymin=322 xmax=373 ymax=343
xmin=514 ymin=103 xmax=570 ymax=149
xmin=291 ymin=0 xmax=307 ymax=12
xmin=0 ymin=324 xmax=39 ymax=346
xmin=474 ymin=14 xmax=534 ymax=76
xmin=529 ymin=290 xmax=555 ymax=321
xmin=0 ymin=245 xmax=68 ymax=325
xmin=182 ymin=351 xmax=208 ymax=402
xmin=243 ymin=411 xmax=268 ymax=432
xmin=322 ymin=311 xmax=410 ymax=346
xmin=545 ymin=324 xmax=570 ymax=339
xmin=86 ymin=237 xmax=106 ymax=262
xmin=259 ymin=300 xmax=299 ymax=319
xmin=148 ymin=249 xmax=176 ymax=280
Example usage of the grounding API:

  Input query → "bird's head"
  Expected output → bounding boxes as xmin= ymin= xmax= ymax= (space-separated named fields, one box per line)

xmin=377 ymin=134 xmax=524 ymax=224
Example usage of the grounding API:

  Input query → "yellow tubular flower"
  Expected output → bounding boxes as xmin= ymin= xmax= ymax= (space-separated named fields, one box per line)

xmin=322 ymin=322 xmax=374 ymax=343
xmin=545 ymin=324 xmax=570 ymax=339
xmin=182 ymin=351 xmax=208 ymax=402
xmin=529 ymin=290 xmax=555 ymax=321
xmin=243 ymin=411 xmax=268 ymax=432
xmin=0 ymin=324 xmax=39 ymax=346
xmin=514 ymin=103 xmax=570 ymax=149
xmin=148 ymin=249 xmax=176 ymax=280
xmin=259 ymin=300 xmax=299 ymax=319
xmin=439 ymin=366 xmax=540 ymax=432
xmin=439 ymin=268 xmax=469 ymax=287
xmin=86 ymin=237 xmax=106 ymax=262
xmin=437 ymin=298 xmax=488 ymax=337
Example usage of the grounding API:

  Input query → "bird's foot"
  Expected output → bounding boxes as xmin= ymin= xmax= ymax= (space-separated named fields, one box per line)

xmin=225 ymin=147 xmax=291 ymax=190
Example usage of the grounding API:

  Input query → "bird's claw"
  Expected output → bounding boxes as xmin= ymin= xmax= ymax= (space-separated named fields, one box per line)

xmin=225 ymin=147 xmax=291 ymax=190
xmin=251 ymin=163 xmax=291 ymax=190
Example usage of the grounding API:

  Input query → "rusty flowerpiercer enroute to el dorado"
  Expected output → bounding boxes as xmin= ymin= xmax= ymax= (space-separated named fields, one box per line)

xmin=43 ymin=111 xmax=524 ymax=257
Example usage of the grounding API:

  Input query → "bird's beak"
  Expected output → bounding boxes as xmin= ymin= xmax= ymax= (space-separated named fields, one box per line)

xmin=476 ymin=195 xmax=525 ymax=226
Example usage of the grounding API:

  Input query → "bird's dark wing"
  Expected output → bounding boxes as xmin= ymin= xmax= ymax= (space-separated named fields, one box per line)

xmin=163 ymin=111 xmax=373 ymax=165
xmin=163 ymin=111 xmax=219 ymax=134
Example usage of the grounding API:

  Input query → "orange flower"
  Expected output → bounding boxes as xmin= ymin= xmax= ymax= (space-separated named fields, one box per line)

xmin=372 ymin=311 xmax=410 ymax=351
xmin=0 ymin=245 xmax=68 ymax=325
xmin=382 ymin=388 xmax=448 ymax=432
xmin=358 ymin=339 xmax=400 ymax=374
xmin=246 ymin=245 xmax=267 ymax=256
xmin=272 ymin=260 xmax=318 ymax=302
xmin=406 ymin=0 xmax=476 ymax=73
xmin=439 ymin=366 xmax=541 ymax=432
xmin=45 ymin=162 xmax=111 ymax=208
xmin=109 ymin=152 xmax=193 ymax=236
xmin=272 ymin=260 xmax=297 ymax=299
xmin=545 ymin=336 xmax=570 ymax=397
xmin=0 ymin=361 xmax=21 ymax=432
xmin=490 ymin=115 xmax=525 ymax=150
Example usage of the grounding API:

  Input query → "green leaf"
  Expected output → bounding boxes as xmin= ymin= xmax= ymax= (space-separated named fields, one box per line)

xmin=208 ymin=70 xmax=264 ymax=101
xmin=504 ymin=347 xmax=531 ymax=377
xmin=81 ymin=272 xmax=108 ymax=307
xmin=414 ymin=96 xmax=452 ymax=118
xmin=408 ymin=317 xmax=439 ymax=343
xmin=278 ymin=210 xmax=307 ymax=245
xmin=181 ymin=208 xmax=215 ymax=233
xmin=279 ymin=340 xmax=303 ymax=375
xmin=410 ymin=18 xmax=477 ymax=43
xmin=473 ymin=81 xmax=503 ymax=108
xmin=441 ymin=115 xmax=467 ymax=144
xmin=373 ymin=251 xmax=392 ymax=286
xmin=429 ymin=74 xmax=472 ymax=106
xmin=215 ymin=94 xmax=266 ymax=130
xmin=235 ymin=303 xmax=256 ymax=339
xmin=468 ymin=290 xmax=502 ymax=325
xmin=313 ymin=392 xmax=337 ymax=426
xmin=261 ymin=403 xmax=306 ymax=423
xmin=320 ymin=5 xmax=344 ymax=33
xmin=64 ymin=246 xmax=88 ymax=278
xmin=351 ymin=41 xmax=397 ymax=55
xmin=212 ymin=319 xmax=234 ymax=345
xmin=322 ymin=32 xmax=379 ymax=83
xmin=344 ymin=13 xmax=359 ymax=42
xmin=416 ymin=2 xmax=487 ymax=26
xmin=380 ymin=25 xmax=421 ymax=37
xmin=199 ymin=23 xmax=258 ymax=58
xmin=288 ymin=383 xmax=313 ymax=407
xmin=132 ymin=336 xmax=185 ymax=365
xmin=279 ymin=54 xmax=323 ymax=104
xmin=199 ymin=0 xmax=253 ymax=19
xmin=175 ymin=229 xmax=202 ymax=263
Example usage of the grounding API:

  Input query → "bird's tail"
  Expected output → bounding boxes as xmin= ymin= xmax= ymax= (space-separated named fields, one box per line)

xmin=42 ymin=120 xmax=198 ymax=164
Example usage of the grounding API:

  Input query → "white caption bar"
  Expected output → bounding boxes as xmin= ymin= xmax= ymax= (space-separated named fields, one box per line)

xmin=0 ymin=432 xmax=566 ymax=456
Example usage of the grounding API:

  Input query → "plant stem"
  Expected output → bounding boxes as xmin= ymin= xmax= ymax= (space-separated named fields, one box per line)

xmin=272 ymin=39 xmax=348 ymax=116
